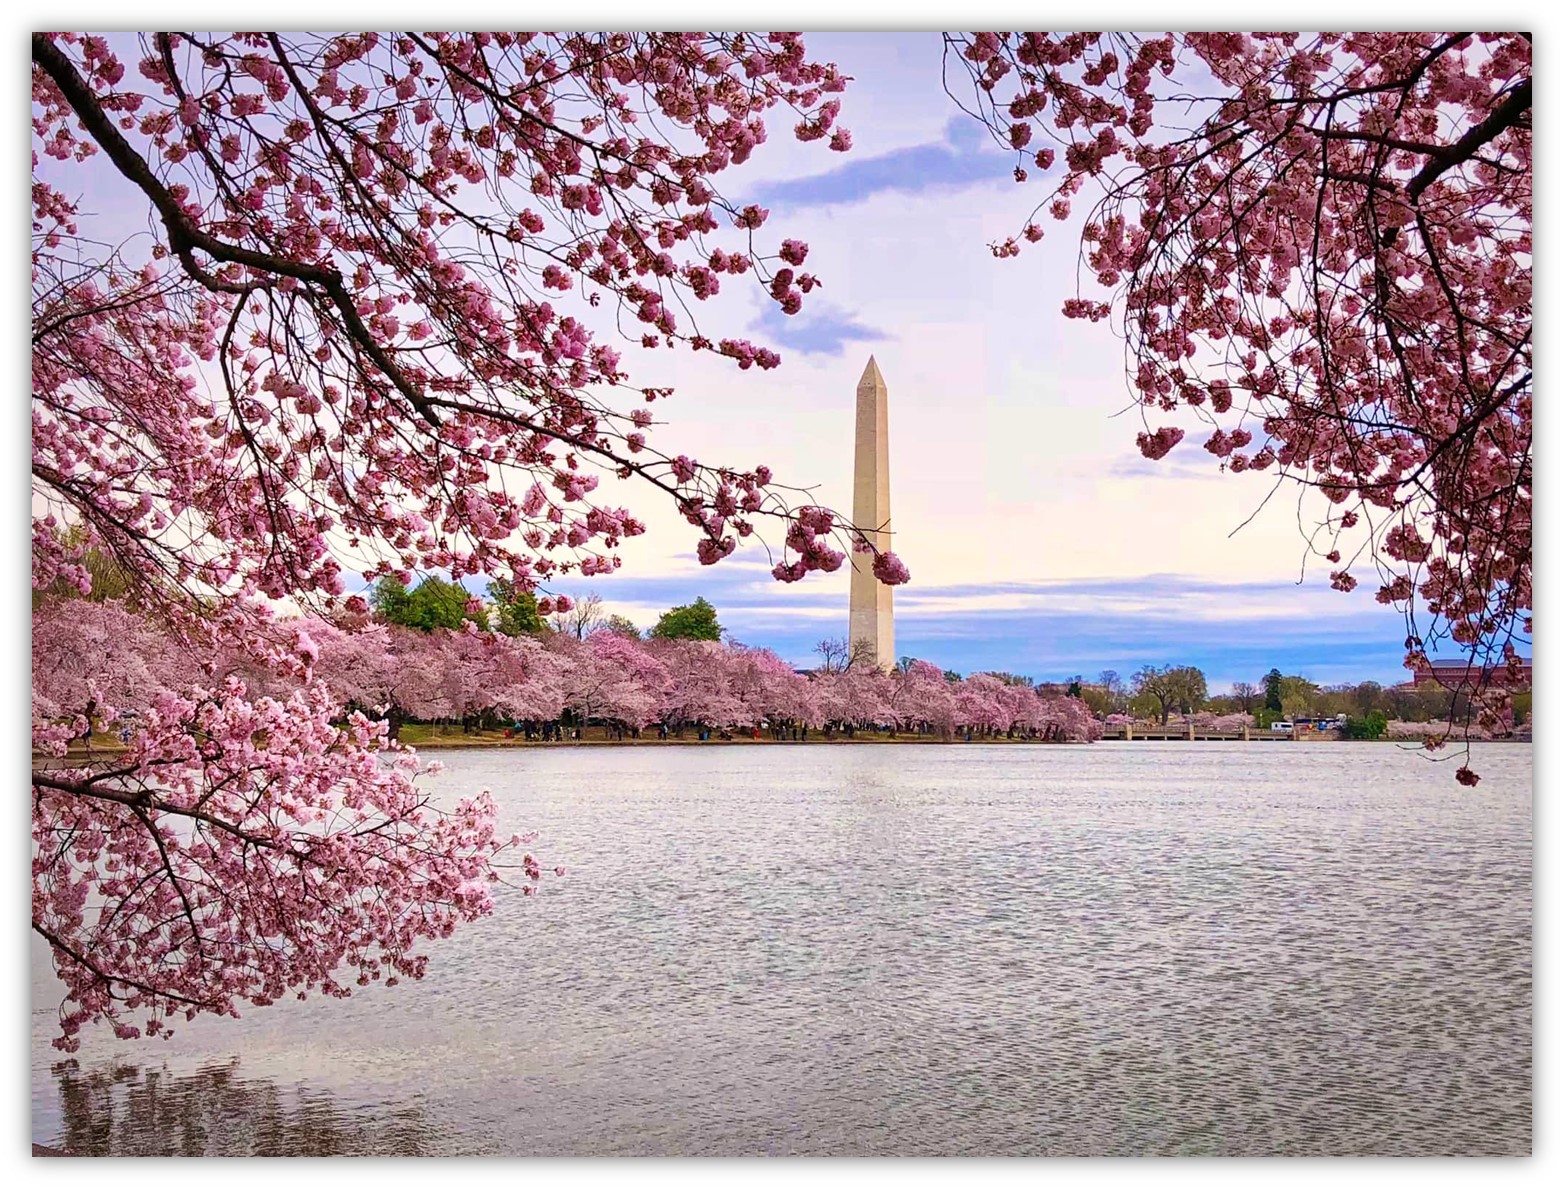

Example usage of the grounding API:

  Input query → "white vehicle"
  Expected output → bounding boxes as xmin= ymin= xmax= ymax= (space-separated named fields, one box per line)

xmin=1271 ymin=721 xmax=1294 ymax=733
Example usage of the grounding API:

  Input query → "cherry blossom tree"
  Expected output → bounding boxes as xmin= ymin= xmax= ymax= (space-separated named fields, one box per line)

xmin=555 ymin=631 xmax=661 ymax=731
xmin=650 ymin=638 xmax=745 ymax=732
xmin=1191 ymin=711 xmax=1258 ymax=733
xmin=487 ymin=631 xmax=569 ymax=725
xmin=33 ymin=678 xmax=513 ymax=1052
xmin=32 ymin=30 xmax=912 ymax=1046
xmin=955 ymin=674 xmax=1011 ymax=736
xmin=1032 ymin=691 xmax=1102 ymax=742
xmin=33 ymin=599 xmax=180 ymax=736
xmin=728 ymin=645 xmax=814 ymax=729
xmin=890 ymin=660 xmax=957 ymax=738
xmin=948 ymin=31 xmax=1530 ymax=771
xmin=32 ymin=32 xmax=908 ymax=620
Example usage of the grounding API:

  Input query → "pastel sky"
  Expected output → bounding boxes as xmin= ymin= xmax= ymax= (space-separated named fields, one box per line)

xmin=526 ymin=31 xmax=1429 ymax=690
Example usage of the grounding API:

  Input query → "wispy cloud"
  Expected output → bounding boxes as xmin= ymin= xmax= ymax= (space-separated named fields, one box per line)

xmin=541 ymin=566 xmax=1480 ymax=687
xmin=749 ymin=115 xmax=1014 ymax=211
xmin=749 ymin=300 xmax=888 ymax=357
xmin=1104 ymin=448 xmax=1231 ymax=483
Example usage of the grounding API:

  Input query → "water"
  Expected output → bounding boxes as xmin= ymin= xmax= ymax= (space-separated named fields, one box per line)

xmin=32 ymin=742 xmax=1532 ymax=1156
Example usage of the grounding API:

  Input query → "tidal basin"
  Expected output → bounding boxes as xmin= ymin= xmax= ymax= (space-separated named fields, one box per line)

xmin=32 ymin=742 xmax=1531 ymax=1156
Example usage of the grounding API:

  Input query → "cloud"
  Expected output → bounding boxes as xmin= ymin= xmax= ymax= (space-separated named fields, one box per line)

xmin=1103 ymin=448 xmax=1230 ymax=483
xmin=748 ymin=115 xmax=1015 ymax=210
xmin=749 ymin=301 xmax=889 ymax=357
xmin=541 ymin=565 xmax=1469 ymax=687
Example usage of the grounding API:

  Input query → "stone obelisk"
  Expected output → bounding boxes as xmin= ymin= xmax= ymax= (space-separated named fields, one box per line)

xmin=849 ymin=356 xmax=893 ymax=667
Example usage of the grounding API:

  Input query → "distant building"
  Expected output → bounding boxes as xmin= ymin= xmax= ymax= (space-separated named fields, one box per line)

xmin=1397 ymin=657 xmax=1532 ymax=692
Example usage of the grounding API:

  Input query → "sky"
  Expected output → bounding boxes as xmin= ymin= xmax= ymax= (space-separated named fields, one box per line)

xmin=518 ymin=31 xmax=1431 ymax=690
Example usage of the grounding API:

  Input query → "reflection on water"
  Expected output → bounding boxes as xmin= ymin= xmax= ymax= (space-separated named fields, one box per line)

xmin=49 ymin=1059 xmax=438 ymax=1157
xmin=34 ymin=743 xmax=1531 ymax=1156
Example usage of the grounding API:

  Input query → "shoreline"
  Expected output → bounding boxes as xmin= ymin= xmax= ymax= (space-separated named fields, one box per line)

xmin=40 ymin=729 xmax=1530 ymax=762
xmin=404 ymin=732 xmax=1088 ymax=750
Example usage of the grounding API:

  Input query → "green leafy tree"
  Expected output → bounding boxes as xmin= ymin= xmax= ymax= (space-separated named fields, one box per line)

xmin=1131 ymin=664 xmax=1208 ymax=724
xmin=1352 ymin=681 xmax=1386 ymax=715
xmin=649 ymin=596 xmax=722 ymax=641
xmin=1278 ymin=675 xmax=1319 ymax=721
xmin=1342 ymin=711 xmax=1389 ymax=740
xmin=373 ymin=575 xmax=486 ymax=633
xmin=1512 ymin=692 xmax=1531 ymax=727
xmin=1263 ymin=668 xmax=1285 ymax=714
xmin=1131 ymin=665 xmax=1179 ymax=725
xmin=35 ymin=524 xmax=136 ymax=608
xmin=370 ymin=575 xmax=414 ymax=625
xmin=1067 ymin=678 xmax=1083 ymax=698
xmin=487 ymin=578 xmax=547 ymax=637
xmin=980 ymin=671 xmax=1033 ymax=687
xmin=1169 ymin=666 xmax=1207 ymax=714
xmin=1078 ymin=684 xmax=1113 ymax=716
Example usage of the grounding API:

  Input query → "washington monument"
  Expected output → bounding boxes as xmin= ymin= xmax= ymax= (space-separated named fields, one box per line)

xmin=849 ymin=356 xmax=893 ymax=667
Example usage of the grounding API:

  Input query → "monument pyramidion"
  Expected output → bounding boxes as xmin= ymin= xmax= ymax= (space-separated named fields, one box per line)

xmin=849 ymin=355 xmax=893 ymax=668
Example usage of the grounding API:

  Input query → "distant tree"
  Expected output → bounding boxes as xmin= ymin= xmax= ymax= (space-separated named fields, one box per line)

xmin=1091 ymin=670 xmax=1127 ymax=715
xmin=1067 ymin=678 xmax=1082 ymax=699
xmin=1169 ymin=666 xmax=1208 ymax=715
xmin=1263 ymin=669 xmax=1285 ymax=714
xmin=1352 ymin=681 xmax=1385 ymax=715
xmin=552 ymin=592 xmax=606 ymax=640
xmin=1342 ymin=711 xmax=1389 ymax=741
xmin=370 ymin=576 xmax=414 ymax=626
xmin=814 ymin=636 xmax=851 ymax=674
xmin=1388 ymin=681 xmax=1462 ymax=724
xmin=814 ymin=635 xmax=877 ymax=675
xmin=650 ymin=597 xmax=722 ymax=642
xmin=1278 ymin=675 xmax=1320 ymax=721
xmin=1128 ymin=664 xmax=1206 ymax=724
xmin=487 ymin=579 xmax=547 ymax=637
xmin=943 ymin=669 xmax=963 ymax=683
xmin=1131 ymin=665 xmax=1178 ymax=725
xmin=34 ymin=524 xmax=139 ymax=609
xmin=1077 ymin=683 xmax=1113 ymax=717
xmin=1512 ymin=691 xmax=1532 ymax=728
xmin=373 ymin=576 xmax=485 ymax=634
xmin=601 ymin=614 xmax=643 ymax=640
xmin=1231 ymin=681 xmax=1260 ymax=713
xmin=979 ymin=671 xmax=1033 ymax=687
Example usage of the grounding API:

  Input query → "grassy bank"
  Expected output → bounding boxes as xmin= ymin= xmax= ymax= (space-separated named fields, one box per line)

xmin=396 ymin=724 xmax=1080 ymax=749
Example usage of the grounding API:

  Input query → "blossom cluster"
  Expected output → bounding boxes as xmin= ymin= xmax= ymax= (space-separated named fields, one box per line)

xmin=947 ymin=31 xmax=1530 ymax=691
xmin=32 ymin=32 xmax=890 ymax=647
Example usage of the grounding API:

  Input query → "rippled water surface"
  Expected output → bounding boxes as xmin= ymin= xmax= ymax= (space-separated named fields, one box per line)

xmin=33 ymin=742 xmax=1532 ymax=1156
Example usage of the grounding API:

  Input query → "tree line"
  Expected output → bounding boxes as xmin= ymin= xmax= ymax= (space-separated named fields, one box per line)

xmin=34 ymin=585 xmax=1102 ymax=750
xmin=365 ymin=578 xmax=1528 ymax=739
xmin=1074 ymin=664 xmax=1526 ymax=739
